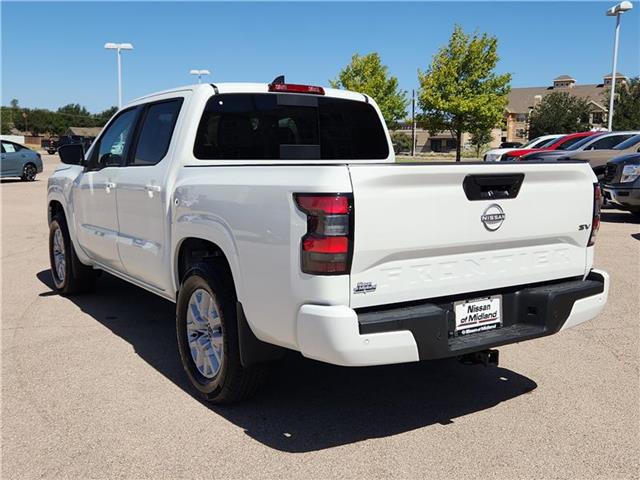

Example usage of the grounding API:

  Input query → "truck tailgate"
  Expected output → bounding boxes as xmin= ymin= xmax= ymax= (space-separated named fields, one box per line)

xmin=348 ymin=163 xmax=595 ymax=309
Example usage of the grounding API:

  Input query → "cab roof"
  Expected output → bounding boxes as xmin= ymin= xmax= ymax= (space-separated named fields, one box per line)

xmin=129 ymin=82 xmax=368 ymax=105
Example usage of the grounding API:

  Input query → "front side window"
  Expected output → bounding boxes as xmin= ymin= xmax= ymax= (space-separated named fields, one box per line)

xmin=194 ymin=93 xmax=389 ymax=160
xmin=537 ymin=138 xmax=558 ymax=148
xmin=131 ymin=99 xmax=183 ymax=166
xmin=94 ymin=108 xmax=138 ymax=168
xmin=590 ymin=135 xmax=632 ymax=150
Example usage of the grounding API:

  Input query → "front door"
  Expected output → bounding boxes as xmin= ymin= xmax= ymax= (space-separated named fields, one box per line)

xmin=73 ymin=108 xmax=139 ymax=271
xmin=1 ymin=141 xmax=22 ymax=176
xmin=115 ymin=98 xmax=183 ymax=291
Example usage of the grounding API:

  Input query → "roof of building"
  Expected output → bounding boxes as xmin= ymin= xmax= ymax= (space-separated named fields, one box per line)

xmin=553 ymin=75 xmax=575 ymax=81
xmin=65 ymin=126 xmax=102 ymax=137
xmin=507 ymin=84 xmax=606 ymax=113
xmin=603 ymin=72 xmax=627 ymax=78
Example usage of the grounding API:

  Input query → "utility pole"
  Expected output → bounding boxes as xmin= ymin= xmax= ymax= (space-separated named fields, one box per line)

xmin=605 ymin=1 xmax=633 ymax=130
xmin=411 ymin=89 xmax=416 ymax=156
xmin=104 ymin=42 xmax=134 ymax=109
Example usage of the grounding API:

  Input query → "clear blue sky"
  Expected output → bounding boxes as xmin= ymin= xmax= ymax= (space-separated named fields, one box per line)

xmin=2 ymin=1 xmax=639 ymax=112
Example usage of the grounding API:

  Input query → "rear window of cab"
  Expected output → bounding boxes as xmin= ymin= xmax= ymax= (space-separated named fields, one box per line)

xmin=193 ymin=93 xmax=389 ymax=160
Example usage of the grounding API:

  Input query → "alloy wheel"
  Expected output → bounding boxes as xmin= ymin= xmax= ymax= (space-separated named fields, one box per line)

xmin=186 ymin=288 xmax=224 ymax=378
xmin=23 ymin=164 xmax=36 ymax=181
xmin=52 ymin=226 xmax=66 ymax=284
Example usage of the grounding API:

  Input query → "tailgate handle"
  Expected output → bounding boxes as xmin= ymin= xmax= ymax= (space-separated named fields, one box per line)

xmin=463 ymin=174 xmax=524 ymax=201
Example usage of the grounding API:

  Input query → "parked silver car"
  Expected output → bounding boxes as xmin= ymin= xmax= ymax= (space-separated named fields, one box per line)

xmin=1 ymin=140 xmax=43 ymax=181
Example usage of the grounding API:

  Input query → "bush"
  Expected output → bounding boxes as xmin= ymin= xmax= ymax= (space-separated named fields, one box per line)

xmin=390 ymin=131 xmax=412 ymax=154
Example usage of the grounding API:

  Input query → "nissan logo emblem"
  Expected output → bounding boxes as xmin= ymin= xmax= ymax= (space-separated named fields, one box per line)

xmin=481 ymin=204 xmax=506 ymax=231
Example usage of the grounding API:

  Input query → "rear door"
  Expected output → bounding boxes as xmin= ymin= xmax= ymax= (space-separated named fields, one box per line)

xmin=115 ymin=97 xmax=183 ymax=291
xmin=348 ymin=163 xmax=595 ymax=308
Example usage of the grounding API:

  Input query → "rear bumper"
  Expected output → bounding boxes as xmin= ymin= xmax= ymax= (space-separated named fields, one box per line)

xmin=296 ymin=270 xmax=609 ymax=367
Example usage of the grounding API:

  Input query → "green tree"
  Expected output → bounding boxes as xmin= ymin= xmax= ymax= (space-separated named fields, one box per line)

xmin=57 ymin=103 xmax=94 ymax=127
xmin=417 ymin=25 xmax=511 ymax=161
xmin=528 ymin=92 xmax=590 ymax=138
xmin=607 ymin=77 xmax=640 ymax=131
xmin=469 ymin=125 xmax=494 ymax=158
xmin=1 ymin=107 xmax=14 ymax=134
xmin=93 ymin=106 xmax=118 ymax=126
xmin=330 ymin=52 xmax=408 ymax=124
xmin=390 ymin=131 xmax=412 ymax=154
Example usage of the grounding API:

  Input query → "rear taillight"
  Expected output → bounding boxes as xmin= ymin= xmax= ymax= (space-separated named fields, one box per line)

xmin=294 ymin=193 xmax=353 ymax=275
xmin=588 ymin=183 xmax=601 ymax=246
xmin=268 ymin=83 xmax=325 ymax=95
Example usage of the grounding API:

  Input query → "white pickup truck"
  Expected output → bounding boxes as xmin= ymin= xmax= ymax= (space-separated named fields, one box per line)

xmin=48 ymin=80 xmax=610 ymax=403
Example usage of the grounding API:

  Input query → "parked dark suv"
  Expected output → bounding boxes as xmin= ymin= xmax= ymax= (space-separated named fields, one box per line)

xmin=602 ymin=153 xmax=640 ymax=216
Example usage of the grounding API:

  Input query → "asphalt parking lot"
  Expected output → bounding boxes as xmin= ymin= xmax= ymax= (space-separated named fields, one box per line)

xmin=2 ymin=154 xmax=639 ymax=479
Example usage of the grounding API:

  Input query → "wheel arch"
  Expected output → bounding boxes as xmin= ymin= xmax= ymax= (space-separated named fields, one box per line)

xmin=173 ymin=236 xmax=243 ymax=301
xmin=174 ymin=235 xmax=285 ymax=368
xmin=48 ymin=199 xmax=66 ymax=224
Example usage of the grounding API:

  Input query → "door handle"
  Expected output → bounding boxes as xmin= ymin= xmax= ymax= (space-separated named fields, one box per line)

xmin=105 ymin=182 xmax=116 ymax=193
xmin=145 ymin=184 xmax=162 ymax=198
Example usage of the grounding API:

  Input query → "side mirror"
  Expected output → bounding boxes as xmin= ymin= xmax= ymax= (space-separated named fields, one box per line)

xmin=58 ymin=143 xmax=85 ymax=165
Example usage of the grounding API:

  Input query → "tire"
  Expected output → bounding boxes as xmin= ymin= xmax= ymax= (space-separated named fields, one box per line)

xmin=49 ymin=214 xmax=96 ymax=294
xmin=176 ymin=263 xmax=267 ymax=403
xmin=21 ymin=163 xmax=37 ymax=182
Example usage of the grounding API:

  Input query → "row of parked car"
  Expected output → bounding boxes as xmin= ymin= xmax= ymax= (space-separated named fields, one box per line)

xmin=485 ymin=131 xmax=640 ymax=216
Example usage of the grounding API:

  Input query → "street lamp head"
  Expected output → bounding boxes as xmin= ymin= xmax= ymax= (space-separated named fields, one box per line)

xmin=190 ymin=69 xmax=210 ymax=75
xmin=104 ymin=42 xmax=134 ymax=50
xmin=606 ymin=1 xmax=633 ymax=15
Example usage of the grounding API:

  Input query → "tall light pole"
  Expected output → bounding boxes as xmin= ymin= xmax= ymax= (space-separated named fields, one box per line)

xmin=104 ymin=42 xmax=134 ymax=108
xmin=190 ymin=69 xmax=210 ymax=84
xmin=605 ymin=1 xmax=633 ymax=131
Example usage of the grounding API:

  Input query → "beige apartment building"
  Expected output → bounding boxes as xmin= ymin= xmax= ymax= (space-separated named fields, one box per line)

xmin=502 ymin=72 xmax=628 ymax=143
xmin=395 ymin=72 xmax=628 ymax=153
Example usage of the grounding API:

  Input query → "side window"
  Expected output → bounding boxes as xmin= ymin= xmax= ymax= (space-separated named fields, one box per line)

xmin=590 ymin=135 xmax=630 ymax=150
xmin=556 ymin=136 xmax=584 ymax=150
xmin=2 ymin=142 xmax=17 ymax=153
xmin=130 ymin=99 xmax=182 ymax=166
xmin=93 ymin=108 xmax=138 ymax=169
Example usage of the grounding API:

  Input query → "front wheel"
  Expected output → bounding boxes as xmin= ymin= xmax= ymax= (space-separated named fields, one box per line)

xmin=21 ymin=163 xmax=37 ymax=181
xmin=49 ymin=214 xmax=96 ymax=294
xmin=176 ymin=264 xmax=266 ymax=403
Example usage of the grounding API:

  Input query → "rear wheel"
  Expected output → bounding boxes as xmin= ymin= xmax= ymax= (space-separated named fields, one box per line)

xmin=176 ymin=264 xmax=267 ymax=403
xmin=49 ymin=214 xmax=96 ymax=294
xmin=21 ymin=163 xmax=37 ymax=181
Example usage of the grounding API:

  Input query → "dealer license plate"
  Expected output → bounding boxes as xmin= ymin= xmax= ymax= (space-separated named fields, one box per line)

xmin=454 ymin=295 xmax=502 ymax=336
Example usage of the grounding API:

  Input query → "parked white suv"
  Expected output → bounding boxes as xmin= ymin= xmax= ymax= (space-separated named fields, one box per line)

xmin=48 ymin=81 xmax=609 ymax=403
xmin=484 ymin=134 xmax=563 ymax=162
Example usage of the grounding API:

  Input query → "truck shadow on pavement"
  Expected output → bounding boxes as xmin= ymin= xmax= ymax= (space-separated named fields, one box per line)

xmin=600 ymin=211 xmax=640 ymax=224
xmin=37 ymin=269 xmax=537 ymax=453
